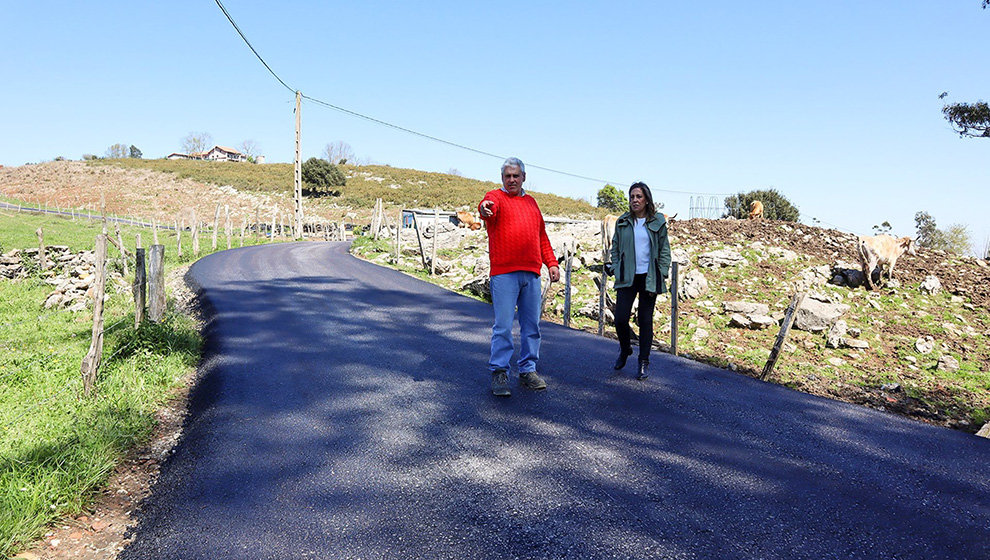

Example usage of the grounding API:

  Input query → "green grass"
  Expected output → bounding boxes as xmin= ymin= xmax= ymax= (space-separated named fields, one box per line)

xmin=93 ymin=159 xmax=600 ymax=217
xmin=0 ymin=208 xmax=274 ymax=557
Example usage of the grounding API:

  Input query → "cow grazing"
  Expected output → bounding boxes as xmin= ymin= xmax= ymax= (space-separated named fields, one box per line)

xmin=456 ymin=210 xmax=482 ymax=230
xmin=857 ymin=234 xmax=916 ymax=290
xmin=664 ymin=213 xmax=677 ymax=224
xmin=601 ymin=214 xmax=618 ymax=259
xmin=749 ymin=200 xmax=764 ymax=220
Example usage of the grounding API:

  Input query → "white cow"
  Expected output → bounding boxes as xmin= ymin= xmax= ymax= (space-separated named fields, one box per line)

xmin=858 ymin=234 xmax=916 ymax=290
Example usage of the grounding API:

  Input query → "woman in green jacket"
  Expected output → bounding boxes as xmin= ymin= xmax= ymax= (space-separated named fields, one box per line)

xmin=606 ymin=182 xmax=672 ymax=380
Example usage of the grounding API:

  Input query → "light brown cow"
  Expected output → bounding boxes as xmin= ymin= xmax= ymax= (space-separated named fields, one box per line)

xmin=749 ymin=200 xmax=764 ymax=220
xmin=857 ymin=234 xmax=916 ymax=290
xmin=456 ymin=210 xmax=482 ymax=230
xmin=601 ymin=214 xmax=618 ymax=259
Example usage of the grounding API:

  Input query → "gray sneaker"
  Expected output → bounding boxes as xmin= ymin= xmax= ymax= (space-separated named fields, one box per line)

xmin=519 ymin=371 xmax=547 ymax=390
xmin=491 ymin=370 xmax=511 ymax=397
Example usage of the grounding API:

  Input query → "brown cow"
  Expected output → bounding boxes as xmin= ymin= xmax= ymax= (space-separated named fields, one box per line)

xmin=858 ymin=234 xmax=916 ymax=290
xmin=749 ymin=200 xmax=764 ymax=220
xmin=456 ymin=210 xmax=482 ymax=230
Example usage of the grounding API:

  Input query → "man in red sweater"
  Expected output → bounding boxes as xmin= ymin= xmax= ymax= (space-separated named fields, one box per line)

xmin=479 ymin=157 xmax=560 ymax=397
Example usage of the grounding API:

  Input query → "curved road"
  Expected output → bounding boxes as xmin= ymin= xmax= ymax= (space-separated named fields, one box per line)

xmin=120 ymin=242 xmax=989 ymax=560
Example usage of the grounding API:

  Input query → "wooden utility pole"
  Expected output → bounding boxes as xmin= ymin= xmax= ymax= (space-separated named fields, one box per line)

xmin=564 ymin=246 xmax=572 ymax=328
xmin=294 ymin=90 xmax=303 ymax=239
xmin=431 ymin=208 xmax=439 ymax=275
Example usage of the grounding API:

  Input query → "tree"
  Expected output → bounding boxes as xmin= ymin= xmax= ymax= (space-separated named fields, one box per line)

xmin=941 ymin=4 xmax=989 ymax=137
xmin=181 ymin=132 xmax=213 ymax=155
xmin=239 ymin=139 xmax=260 ymax=157
xmin=301 ymin=157 xmax=346 ymax=196
xmin=942 ymin=101 xmax=990 ymax=138
xmin=104 ymin=143 xmax=128 ymax=159
xmin=872 ymin=221 xmax=892 ymax=234
xmin=322 ymin=141 xmax=355 ymax=165
xmin=723 ymin=188 xmax=799 ymax=221
xmin=129 ymin=145 xmax=143 ymax=159
xmin=597 ymin=184 xmax=628 ymax=213
xmin=914 ymin=211 xmax=972 ymax=255
xmin=914 ymin=211 xmax=940 ymax=248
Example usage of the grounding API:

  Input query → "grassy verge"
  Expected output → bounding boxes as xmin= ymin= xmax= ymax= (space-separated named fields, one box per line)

xmin=0 ymin=207 xmax=274 ymax=557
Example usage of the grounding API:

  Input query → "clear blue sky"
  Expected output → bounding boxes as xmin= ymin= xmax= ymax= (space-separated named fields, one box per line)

xmin=2 ymin=2 xmax=987 ymax=254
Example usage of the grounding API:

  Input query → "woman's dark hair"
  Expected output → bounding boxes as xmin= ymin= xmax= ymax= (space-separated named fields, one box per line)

xmin=629 ymin=181 xmax=657 ymax=220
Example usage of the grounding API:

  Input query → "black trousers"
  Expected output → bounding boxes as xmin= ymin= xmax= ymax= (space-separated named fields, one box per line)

xmin=614 ymin=273 xmax=657 ymax=361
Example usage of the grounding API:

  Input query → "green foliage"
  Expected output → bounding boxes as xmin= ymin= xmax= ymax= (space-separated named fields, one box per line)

xmin=129 ymin=145 xmax=142 ymax=159
xmin=872 ymin=221 xmax=892 ymax=234
xmin=723 ymin=188 xmax=799 ymax=221
xmin=942 ymin=101 xmax=990 ymax=138
xmin=915 ymin=211 xmax=972 ymax=254
xmin=301 ymin=157 xmax=346 ymax=196
xmin=596 ymin=184 xmax=628 ymax=213
xmin=0 ymin=213 xmax=204 ymax=557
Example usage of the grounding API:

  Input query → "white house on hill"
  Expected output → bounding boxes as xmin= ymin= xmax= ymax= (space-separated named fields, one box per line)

xmin=167 ymin=145 xmax=252 ymax=163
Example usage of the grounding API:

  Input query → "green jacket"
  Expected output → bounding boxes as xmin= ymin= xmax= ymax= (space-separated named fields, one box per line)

xmin=609 ymin=212 xmax=672 ymax=293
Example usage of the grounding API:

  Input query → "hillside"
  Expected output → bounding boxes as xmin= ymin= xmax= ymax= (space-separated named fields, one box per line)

xmin=3 ymin=159 xmax=596 ymax=220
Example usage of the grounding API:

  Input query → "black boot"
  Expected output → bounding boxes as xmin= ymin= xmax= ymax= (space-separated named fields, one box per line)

xmin=614 ymin=348 xmax=633 ymax=370
xmin=636 ymin=358 xmax=649 ymax=380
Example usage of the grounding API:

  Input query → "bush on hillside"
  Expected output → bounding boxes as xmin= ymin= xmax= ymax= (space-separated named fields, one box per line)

xmin=723 ymin=189 xmax=799 ymax=221
xmin=597 ymin=184 xmax=628 ymax=213
xmin=301 ymin=157 xmax=346 ymax=197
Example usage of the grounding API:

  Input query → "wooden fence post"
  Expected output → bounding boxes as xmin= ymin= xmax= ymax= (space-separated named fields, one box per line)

xmin=563 ymin=246 xmax=572 ymax=328
xmin=81 ymin=233 xmax=107 ymax=395
xmin=115 ymin=223 xmax=128 ymax=278
xmin=431 ymin=208 xmax=439 ymax=275
xmin=152 ymin=218 xmax=159 ymax=245
xmin=394 ymin=210 xmax=401 ymax=263
xmin=270 ymin=211 xmax=277 ymax=243
xmin=225 ymin=205 xmax=232 ymax=250
xmin=598 ymin=236 xmax=606 ymax=336
xmin=212 ymin=204 xmax=221 ymax=250
xmin=36 ymin=227 xmax=47 ymax=270
xmin=192 ymin=208 xmax=200 ymax=255
xmin=670 ymin=262 xmax=679 ymax=355
xmin=134 ymin=247 xmax=146 ymax=327
xmin=148 ymin=244 xmax=166 ymax=323
xmin=240 ymin=217 xmax=246 ymax=247
xmin=761 ymin=292 xmax=806 ymax=380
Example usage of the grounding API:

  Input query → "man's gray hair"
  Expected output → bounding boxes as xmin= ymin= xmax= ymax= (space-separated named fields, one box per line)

xmin=501 ymin=157 xmax=525 ymax=174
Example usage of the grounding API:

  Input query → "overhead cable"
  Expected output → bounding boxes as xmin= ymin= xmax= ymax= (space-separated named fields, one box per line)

xmin=213 ymin=0 xmax=731 ymax=196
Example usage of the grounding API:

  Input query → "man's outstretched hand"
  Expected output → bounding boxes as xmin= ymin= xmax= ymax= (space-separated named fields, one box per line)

xmin=479 ymin=200 xmax=495 ymax=218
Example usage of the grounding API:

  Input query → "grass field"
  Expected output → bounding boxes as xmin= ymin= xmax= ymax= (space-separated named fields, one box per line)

xmin=0 ymin=208 xmax=273 ymax=557
xmin=93 ymin=158 xmax=602 ymax=217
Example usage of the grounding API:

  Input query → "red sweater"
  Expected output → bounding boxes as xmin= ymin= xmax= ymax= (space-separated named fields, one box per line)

xmin=479 ymin=189 xmax=559 ymax=276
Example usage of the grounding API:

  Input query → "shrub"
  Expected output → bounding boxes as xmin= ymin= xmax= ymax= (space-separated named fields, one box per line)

xmin=597 ymin=184 xmax=628 ymax=213
xmin=301 ymin=157 xmax=345 ymax=196
xmin=723 ymin=188 xmax=799 ymax=221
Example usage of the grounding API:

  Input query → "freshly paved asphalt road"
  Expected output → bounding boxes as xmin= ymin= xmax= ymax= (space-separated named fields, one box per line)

xmin=120 ymin=242 xmax=990 ymax=560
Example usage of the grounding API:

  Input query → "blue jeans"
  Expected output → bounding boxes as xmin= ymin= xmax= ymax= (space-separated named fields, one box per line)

xmin=489 ymin=271 xmax=542 ymax=374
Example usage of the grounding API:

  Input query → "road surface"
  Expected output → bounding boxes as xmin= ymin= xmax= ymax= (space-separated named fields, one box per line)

xmin=120 ymin=242 xmax=989 ymax=559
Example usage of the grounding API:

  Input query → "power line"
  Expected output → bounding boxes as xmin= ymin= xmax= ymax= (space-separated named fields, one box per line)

xmin=213 ymin=0 xmax=732 ymax=196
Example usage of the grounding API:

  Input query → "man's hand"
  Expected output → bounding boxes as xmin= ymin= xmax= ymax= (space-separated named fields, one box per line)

xmin=479 ymin=200 xmax=495 ymax=218
xmin=548 ymin=266 xmax=561 ymax=283
xmin=604 ymin=263 xmax=614 ymax=276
